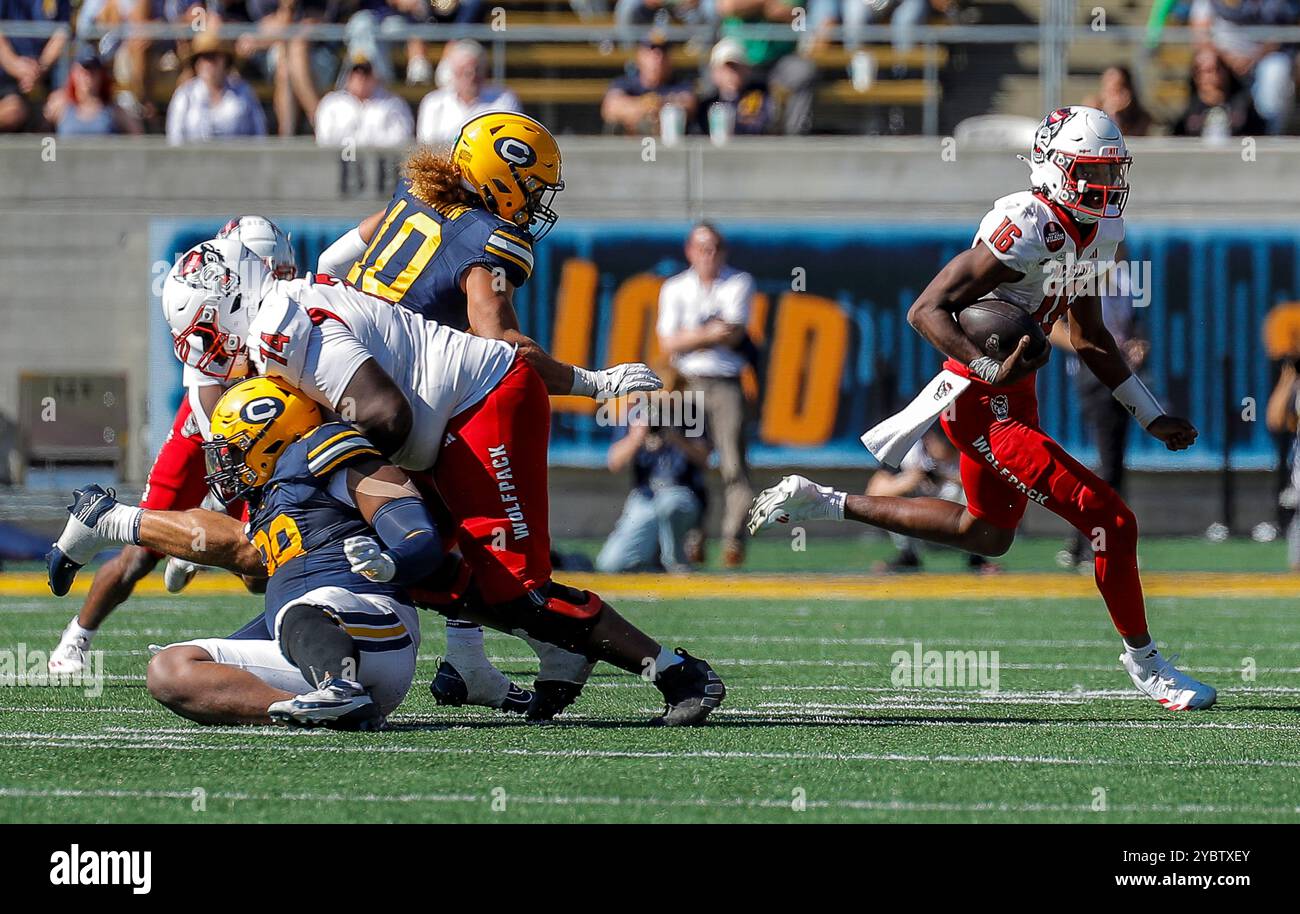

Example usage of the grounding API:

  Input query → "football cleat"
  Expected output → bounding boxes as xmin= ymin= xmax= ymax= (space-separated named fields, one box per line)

xmin=524 ymin=637 xmax=594 ymax=721
xmin=1121 ymin=647 xmax=1217 ymax=711
xmin=747 ymin=475 xmax=844 ymax=535
xmin=268 ymin=676 xmax=382 ymax=730
xmin=528 ymin=680 xmax=586 ymax=722
xmin=48 ymin=619 xmax=91 ymax=675
xmin=651 ymin=649 xmax=726 ymax=726
xmin=47 ymin=485 xmax=120 ymax=596
xmin=429 ymin=660 xmax=533 ymax=714
xmin=163 ymin=557 xmax=200 ymax=594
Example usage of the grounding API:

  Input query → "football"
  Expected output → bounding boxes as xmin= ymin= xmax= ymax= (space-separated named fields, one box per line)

xmin=957 ymin=298 xmax=1049 ymax=363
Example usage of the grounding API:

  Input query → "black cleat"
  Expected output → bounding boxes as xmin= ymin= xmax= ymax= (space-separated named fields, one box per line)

xmin=428 ymin=660 xmax=533 ymax=714
xmin=651 ymin=649 xmax=726 ymax=726
xmin=527 ymin=679 xmax=585 ymax=721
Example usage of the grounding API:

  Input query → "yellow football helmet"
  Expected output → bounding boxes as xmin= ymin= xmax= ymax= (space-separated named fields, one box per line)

xmin=203 ymin=377 xmax=323 ymax=503
xmin=453 ymin=111 xmax=564 ymax=239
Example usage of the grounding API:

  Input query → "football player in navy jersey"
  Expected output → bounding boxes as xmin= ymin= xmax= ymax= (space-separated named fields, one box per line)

xmin=315 ymin=112 xmax=660 ymax=716
xmin=50 ymin=378 xmax=443 ymax=729
xmin=49 ymin=377 xmax=725 ymax=728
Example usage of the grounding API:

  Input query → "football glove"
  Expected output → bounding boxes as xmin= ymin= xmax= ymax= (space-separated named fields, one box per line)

xmin=570 ymin=363 xmax=663 ymax=400
xmin=344 ymin=535 xmax=397 ymax=583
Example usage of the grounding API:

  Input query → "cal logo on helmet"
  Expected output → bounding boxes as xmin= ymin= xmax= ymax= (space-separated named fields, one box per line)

xmin=240 ymin=395 xmax=285 ymax=424
xmin=494 ymin=136 xmax=537 ymax=168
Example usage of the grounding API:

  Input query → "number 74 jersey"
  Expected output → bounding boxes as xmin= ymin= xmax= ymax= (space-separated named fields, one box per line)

xmin=974 ymin=190 xmax=1124 ymax=331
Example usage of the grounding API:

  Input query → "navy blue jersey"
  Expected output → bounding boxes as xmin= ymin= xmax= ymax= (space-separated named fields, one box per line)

xmin=344 ymin=179 xmax=534 ymax=330
xmin=248 ymin=422 xmax=402 ymax=617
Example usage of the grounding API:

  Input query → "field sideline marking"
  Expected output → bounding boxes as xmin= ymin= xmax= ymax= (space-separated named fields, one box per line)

xmin=0 ymin=786 xmax=1294 ymax=817
xmin=3 ymin=571 xmax=1300 ymax=600
xmin=6 ymin=732 xmax=1300 ymax=769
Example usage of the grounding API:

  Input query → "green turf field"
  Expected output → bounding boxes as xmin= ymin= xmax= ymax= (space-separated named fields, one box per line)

xmin=1 ymin=537 xmax=1299 ymax=824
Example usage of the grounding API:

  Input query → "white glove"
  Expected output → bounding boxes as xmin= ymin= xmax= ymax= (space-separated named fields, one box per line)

xmin=344 ymin=535 xmax=396 ymax=583
xmin=570 ymin=363 xmax=663 ymax=400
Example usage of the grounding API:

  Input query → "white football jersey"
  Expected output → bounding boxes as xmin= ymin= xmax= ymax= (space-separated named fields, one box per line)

xmin=247 ymin=277 xmax=515 ymax=470
xmin=972 ymin=190 xmax=1125 ymax=330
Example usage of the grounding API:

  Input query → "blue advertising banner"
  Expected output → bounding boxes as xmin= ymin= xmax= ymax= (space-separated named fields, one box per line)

xmin=150 ymin=217 xmax=1300 ymax=471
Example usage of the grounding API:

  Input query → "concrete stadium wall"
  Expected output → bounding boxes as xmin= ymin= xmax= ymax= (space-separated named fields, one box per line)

xmin=1 ymin=135 xmax=1297 ymax=536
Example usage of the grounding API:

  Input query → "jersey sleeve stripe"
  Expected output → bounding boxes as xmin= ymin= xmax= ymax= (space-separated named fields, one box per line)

xmin=485 ymin=244 xmax=533 ymax=277
xmin=311 ymin=445 xmax=382 ymax=478
xmin=487 ymin=233 xmax=534 ymax=270
xmin=307 ymin=429 xmax=362 ymax=460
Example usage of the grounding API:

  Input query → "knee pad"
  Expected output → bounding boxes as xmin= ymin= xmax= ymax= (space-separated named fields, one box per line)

xmin=507 ymin=583 xmax=604 ymax=655
xmin=279 ymin=603 xmax=359 ymax=686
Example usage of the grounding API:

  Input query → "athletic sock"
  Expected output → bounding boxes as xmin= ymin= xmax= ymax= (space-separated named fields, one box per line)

xmin=98 ymin=504 xmax=144 ymax=545
xmin=62 ymin=617 xmax=96 ymax=648
xmin=1124 ymin=637 xmax=1158 ymax=663
xmin=442 ymin=619 xmax=509 ymax=706
xmin=444 ymin=620 xmax=488 ymax=665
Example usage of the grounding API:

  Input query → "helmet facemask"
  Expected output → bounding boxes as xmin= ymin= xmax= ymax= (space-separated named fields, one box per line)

xmin=1051 ymin=152 xmax=1130 ymax=220
xmin=172 ymin=299 xmax=249 ymax=381
xmin=202 ymin=432 xmax=260 ymax=505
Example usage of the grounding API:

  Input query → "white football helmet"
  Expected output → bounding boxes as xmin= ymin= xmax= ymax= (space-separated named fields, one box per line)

xmin=161 ymin=238 xmax=271 ymax=381
xmin=217 ymin=214 xmax=297 ymax=279
xmin=1023 ymin=106 xmax=1131 ymax=222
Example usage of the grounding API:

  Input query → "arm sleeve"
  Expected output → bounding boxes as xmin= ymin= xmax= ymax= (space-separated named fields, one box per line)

xmin=721 ymin=272 xmax=754 ymax=325
xmin=370 ymin=496 xmax=441 ymax=585
xmin=316 ymin=226 xmax=368 ymax=278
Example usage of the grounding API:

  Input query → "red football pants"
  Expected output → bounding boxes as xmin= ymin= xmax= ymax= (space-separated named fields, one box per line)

xmin=432 ymin=357 xmax=554 ymax=606
xmin=940 ymin=364 xmax=1147 ymax=639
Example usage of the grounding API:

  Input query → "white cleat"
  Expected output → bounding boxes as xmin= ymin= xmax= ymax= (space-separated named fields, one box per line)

xmin=747 ymin=475 xmax=845 ymax=535
xmin=163 ymin=557 xmax=200 ymax=594
xmin=268 ymin=676 xmax=382 ymax=730
xmin=1121 ymin=647 xmax=1217 ymax=711
xmin=48 ymin=619 xmax=91 ymax=675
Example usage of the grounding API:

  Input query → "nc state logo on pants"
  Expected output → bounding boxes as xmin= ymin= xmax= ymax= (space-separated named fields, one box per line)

xmin=991 ymin=395 xmax=1010 ymax=421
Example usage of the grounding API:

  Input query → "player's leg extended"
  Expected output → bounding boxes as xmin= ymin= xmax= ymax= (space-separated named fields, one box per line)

xmin=147 ymin=642 xmax=300 ymax=726
xmin=49 ymin=404 xmax=210 ymax=674
xmin=436 ymin=360 xmax=725 ymax=724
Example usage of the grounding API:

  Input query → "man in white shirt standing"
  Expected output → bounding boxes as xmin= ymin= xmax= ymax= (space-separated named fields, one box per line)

xmin=416 ymin=39 xmax=521 ymax=146
xmin=656 ymin=223 xmax=755 ymax=567
xmin=315 ymin=54 xmax=414 ymax=149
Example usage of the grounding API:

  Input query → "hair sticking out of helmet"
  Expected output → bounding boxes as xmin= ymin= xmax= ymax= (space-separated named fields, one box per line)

xmin=1022 ymin=105 xmax=1131 ymax=222
xmin=402 ymin=146 xmax=479 ymax=210
xmin=451 ymin=111 xmax=564 ymax=240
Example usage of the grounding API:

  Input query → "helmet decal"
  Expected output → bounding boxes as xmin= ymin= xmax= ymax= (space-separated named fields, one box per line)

xmin=1031 ymin=108 xmax=1074 ymax=165
xmin=494 ymin=136 xmax=537 ymax=167
xmin=240 ymin=396 xmax=285 ymax=424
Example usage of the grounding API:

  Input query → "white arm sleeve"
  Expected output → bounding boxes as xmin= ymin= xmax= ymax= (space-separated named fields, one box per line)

xmin=316 ymin=226 xmax=368 ymax=278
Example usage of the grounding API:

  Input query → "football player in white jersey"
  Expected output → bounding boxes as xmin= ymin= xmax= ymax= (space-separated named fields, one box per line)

xmin=46 ymin=215 xmax=296 ymax=676
xmin=750 ymin=106 xmax=1216 ymax=711
xmin=136 ymin=238 xmax=725 ymax=725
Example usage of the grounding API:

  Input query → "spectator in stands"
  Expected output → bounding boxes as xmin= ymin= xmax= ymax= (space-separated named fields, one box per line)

xmin=0 ymin=0 xmax=72 ymax=132
xmin=166 ymin=31 xmax=266 ymax=144
xmin=345 ymin=0 xmax=465 ymax=87
xmin=75 ymin=0 xmax=155 ymax=121
xmin=315 ymin=52 xmax=413 ymax=148
xmin=1191 ymin=0 xmax=1298 ymax=134
xmin=867 ymin=429 xmax=994 ymax=574
xmin=716 ymin=0 xmax=815 ymax=134
xmin=1085 ymin=65 xmax=1154 ymax=137
xmin=1173 ymin=46 xmax=1267 ymax=138
xmin=596 ymin=384 xmax=712 ymax=574
xmin=45 ymin=48 xmax=142 ymax=135
xmin=695 ymin=37 xmax=775 ymax=135
xmin=614 ymin=0 xmax=714 ymax=41
xmin=235 ymin=0 xmax=342 ymax=136
xmin=602 ymin=30 xmax=697 ymax=136
xmin=416 ymin=39 xmax=520 ymax=145
xmin=656 ymin=223 xmax=755 ymax=568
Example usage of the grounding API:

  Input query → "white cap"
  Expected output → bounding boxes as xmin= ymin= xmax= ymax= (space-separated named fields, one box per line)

xmin=710 ymin=38 xmax=748 ymax=69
